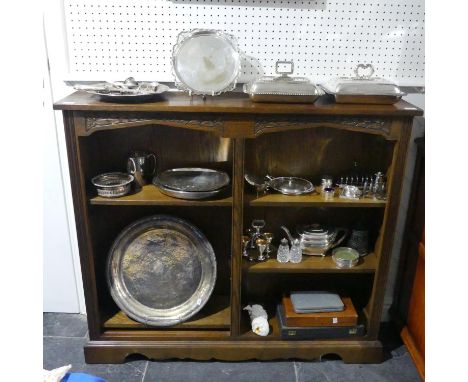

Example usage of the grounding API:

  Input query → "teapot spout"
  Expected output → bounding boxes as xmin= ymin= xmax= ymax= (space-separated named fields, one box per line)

xmin=280 ymin=226 xmax=295 ymax=246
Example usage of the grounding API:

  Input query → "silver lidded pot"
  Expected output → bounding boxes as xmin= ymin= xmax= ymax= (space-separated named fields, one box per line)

xmin=320 ymin=63 xmax=406 ymax=105
xmin=244 ymin=60 xmax=324 ymax=103
xmin=281 ymin=223 xmax=348 ymax=257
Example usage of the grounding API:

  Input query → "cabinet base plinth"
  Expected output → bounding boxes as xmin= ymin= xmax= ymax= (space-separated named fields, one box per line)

xmin=84 ymin=339 xmax=383 ymax=364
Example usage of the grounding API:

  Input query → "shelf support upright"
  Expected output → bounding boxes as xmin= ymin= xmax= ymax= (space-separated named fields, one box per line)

xmin=230 ymin=137 xmax=245 ymax=336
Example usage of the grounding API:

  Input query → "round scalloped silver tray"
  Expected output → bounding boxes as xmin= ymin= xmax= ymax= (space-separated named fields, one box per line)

xmin=172 ymin=29 xmax=241 ymax=96
xmin=107 ymin=215 xmax=217 ymax=327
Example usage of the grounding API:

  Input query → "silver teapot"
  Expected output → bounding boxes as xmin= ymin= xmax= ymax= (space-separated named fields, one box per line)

xmin=281 ymin=224 xmax=348 ymax=257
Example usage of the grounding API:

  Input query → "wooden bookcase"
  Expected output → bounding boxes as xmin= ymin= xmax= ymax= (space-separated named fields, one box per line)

xmin=54 ymin=92 xmax=422 ymax=364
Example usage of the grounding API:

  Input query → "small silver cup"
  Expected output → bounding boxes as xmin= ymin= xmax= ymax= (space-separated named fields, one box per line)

xmin=321 ymin=175 xmax=333 ymax=191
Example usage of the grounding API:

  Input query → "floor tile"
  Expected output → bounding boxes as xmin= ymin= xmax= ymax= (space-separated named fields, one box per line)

xmin=43 ymin=313 xmax=88 ymax=338
xmin=296 ymin=348 xmax=421 ymax=382
xmin=43 ymin=314 xmax=421 ymax=382
xmin=43 ymin=337 xmax=147 ymax=382
xmin=143 ymin=361 xmax=295 ymax=382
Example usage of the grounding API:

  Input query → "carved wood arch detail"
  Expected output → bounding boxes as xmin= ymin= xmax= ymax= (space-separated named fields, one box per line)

xmin=253 ymin=116 xmax=393 ymax=139
xmin=81 ymin=115 xmax=225 ymax=136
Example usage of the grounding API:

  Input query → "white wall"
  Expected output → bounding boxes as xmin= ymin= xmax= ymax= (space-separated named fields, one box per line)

xmin=43 ymin=74 xmax=80 ymax=312
xmin=43 ymin=1 xmax=85 ymax=313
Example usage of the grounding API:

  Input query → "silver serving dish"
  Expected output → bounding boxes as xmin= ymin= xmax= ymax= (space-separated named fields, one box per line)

xmin=267 ymin=176 xmax=314 ymax=195
xmin=172 ymin=29 xmax=241 ymax=96
xmin=154 ymin=168 xmax=230 ymax=192
xmin=91 ymin=172 xmax=134 ymax=198
xmin=332 ymin=247 xmax=360 ymax=268
xmin=244 ymin=61 xmax=324 ymax=103
xmin=154 ymin=181 xmax=229 ymax=200
xmin=321 ymin=64 xmax=406 ymax=104
xmin=107 ymin=215 xmax=217 ymax=327
xmin=74 ymin=78 xmax=170 ymax=102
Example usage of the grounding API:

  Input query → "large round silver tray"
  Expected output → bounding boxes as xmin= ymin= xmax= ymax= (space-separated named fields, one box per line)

xmin=172 ymin=29 xmax=241 ymax=96
xmin=107 ymin=215 xmax=217 ymax=327
xmin=154 ymin=168 xmax=230 ymax=192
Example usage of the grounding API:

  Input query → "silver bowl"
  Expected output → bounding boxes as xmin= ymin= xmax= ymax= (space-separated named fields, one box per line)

xmin=267 ymin=176 xmax=314 ymax=195
xmin=332 ymin=247 xmax=360 ymax=268
xmin=91 ymin=172 xmax=134 ymax=198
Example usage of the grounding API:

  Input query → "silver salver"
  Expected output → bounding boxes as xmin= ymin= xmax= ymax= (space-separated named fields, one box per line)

xmin=107 ymin=215 xmax=217 ymax=327
xmin=172 ymin=29 xmax=241 ymax=96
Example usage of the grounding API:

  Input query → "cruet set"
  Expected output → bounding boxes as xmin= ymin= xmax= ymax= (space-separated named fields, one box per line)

xmin=242 ymin=219 xmax=274 ymax=262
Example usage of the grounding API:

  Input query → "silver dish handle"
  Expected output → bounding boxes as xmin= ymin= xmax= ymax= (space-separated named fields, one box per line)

xmin=276 ymin=61 xmax=294 ymax=76
xmin=354 ymin=63 xmax=375 ymax=79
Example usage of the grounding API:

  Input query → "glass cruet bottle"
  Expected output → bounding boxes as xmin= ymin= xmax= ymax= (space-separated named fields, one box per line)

xmin=289 ymin=239 xmax=303 ymax=264
xmin=277 ymin=238 xmax=290 ymax=263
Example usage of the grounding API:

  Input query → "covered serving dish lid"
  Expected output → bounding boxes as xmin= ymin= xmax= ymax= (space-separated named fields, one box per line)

xmin=244 ymin=61 xmax=324 ymax=103
xmin=321 ymin=64 xmax=406 ymax=104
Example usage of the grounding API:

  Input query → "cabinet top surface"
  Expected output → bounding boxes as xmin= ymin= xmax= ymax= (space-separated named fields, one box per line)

xmin=54 ymin=91 xmax=423 ymax=117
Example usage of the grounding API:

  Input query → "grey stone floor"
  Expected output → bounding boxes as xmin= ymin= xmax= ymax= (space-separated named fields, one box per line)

xmin=44 ymin=313 xmax=422 ymax=382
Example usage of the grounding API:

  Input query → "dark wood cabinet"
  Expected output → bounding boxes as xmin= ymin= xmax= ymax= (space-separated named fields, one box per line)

xmin=54 ymin=92 xmax=423 ymax=364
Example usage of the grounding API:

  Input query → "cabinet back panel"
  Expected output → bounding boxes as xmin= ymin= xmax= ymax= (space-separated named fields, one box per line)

xmin=79 ymin=125 xmax=232 ymax=196
xmin=87 ymin=205 xmax=232 ymax=325
xmin=245 ymin=127 xmax=394 ymax=183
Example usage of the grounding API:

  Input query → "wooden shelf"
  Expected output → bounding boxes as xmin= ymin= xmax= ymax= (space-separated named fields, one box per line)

xmin=243 ymin=253 xmax=377 ymax=274
xmin=241 ymin=315 xmax=367 ymax=342
xmin=240 ymin=315 xmax=281 ymax=341
xmin=90 ymin=185 xmax=233 ymax=206
xmin=248 ymin=193 xmax=386 ymax=208
xmin=103 ymin=296 xmax=230 ymax=330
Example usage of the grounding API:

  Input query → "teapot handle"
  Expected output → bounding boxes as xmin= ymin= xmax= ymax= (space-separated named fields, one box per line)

xmin=331 ymin=228 xmax=349 ymax=249
xmin=280 ymin=226 xmax=295 ymax=246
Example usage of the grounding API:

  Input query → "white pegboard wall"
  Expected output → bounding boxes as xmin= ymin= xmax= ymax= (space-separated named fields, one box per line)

xmin=64 ymin=0 xmax=425 ymax=86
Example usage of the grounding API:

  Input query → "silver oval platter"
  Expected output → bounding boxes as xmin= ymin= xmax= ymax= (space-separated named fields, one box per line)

xmin=172 ymin=29 xmax=241 ymax=95
xmin=74 ymin=82 xmax=170 ymax=103
xmin=107 ymin=215 xmax=217 ymax=327
xmin=154 ymin=168 xmax=230 ymax=192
